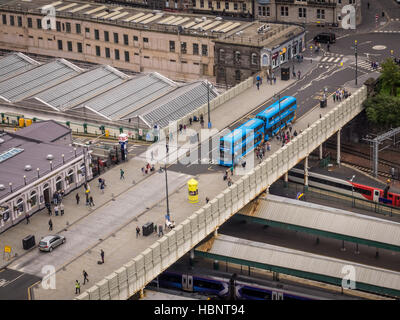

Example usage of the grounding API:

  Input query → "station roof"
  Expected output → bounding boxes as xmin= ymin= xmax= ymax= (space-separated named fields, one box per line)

xmin=77 ymin=72 xmax=177 ymax=121
xmin=124 ymin=80 xmax=219 ymax=128
xmin=0 ymin=59 xmax=82 ymax=103
xmin=0 ymin=52 xmax=41 ymax=83
xmin=196 ymin=234 xmax=400 ymax=297
xmin=11 ymin=120 xmax=71 ymax=143
xmin=32 ymin=66 xmax=129 ymax=111
xmin=238 ymin=195 xmax=400 ymax=252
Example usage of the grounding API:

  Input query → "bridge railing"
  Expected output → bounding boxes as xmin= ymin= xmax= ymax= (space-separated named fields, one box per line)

xmin=76 ymin=85 xmax=367 ymax=300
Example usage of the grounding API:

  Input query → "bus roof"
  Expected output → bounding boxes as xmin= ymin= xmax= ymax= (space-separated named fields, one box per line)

xmin=221 ymin=118 xmax=264 ymax=141
xmin=256 ymin=96 xmax=296 ymax=119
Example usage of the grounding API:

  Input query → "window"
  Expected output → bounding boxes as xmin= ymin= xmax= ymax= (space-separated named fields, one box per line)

xmin=317 ymin=9 xmax=325 ymax=19
xmin=27 ymin=17 xmax=32 ymax=28
xmin=85 ymin=27 xmax=90 ymax=33
xmin=115 ymin=49 xmax=120 ymax=60
xmin=243 ymin=3 xmax=246 ymax=12
xmin=133 ymin=35 xmax=138 ymax=41
xmin=170 ymin=59 xmax=176 ymax=62
xmin=94 ymin=29 xmax=99 ymax=40
xmin=124 ymin=51 xmax=130 ymax=62
xmin=57 ymin=39 xmax=63 ymax=50
xmin=37 ymin=18 xmax=42 ymax=29
xmin=96 ymin=45 xmax=101 ymax=56
xmin=169 ymin=40 xmax=175 ymax=52
xmin=67 ymin=41 xmax=72 ymax=52
xmin=123 ymin=34 xmax=129 ymax=45
xmin=143 ymin=37 xmax=148 ymax=43
xmin=217 ymin=1 xmax=220 ymax=9
xmin=225 ymin=2 xmax=229 ymax=10
xmin=193 ymin=43 xmax=199 ymax=55
xmin=10 ymin=15 xmax=14 ymax=26
xmin=234 ymin=51 xmax=241 ymax=63
xmin=17 ymin=16 xmax=22 ymax=27
xmin=208 ymin=1 xmax=212 ymax=9
xmin=235 ymin=70 xmax=241 ymax=82
xmin=201 ymin=44 xmax=208 ymax=56
xmin=2 ymin=14 xmax=6 ymax=25
xmin=105 ymin=47 xmax=110 ymax=58
xmin=56 ymin=21 xmax=61 ymax=32
xmin=299 ymin=8 xmax=306 ymax=18
xmin=192 ymin=0 xmax=196 ymax=7
xmin=16 ymin=198 xmax=24 ymax=214
xmin=29 ymin=191 xmax=37 ymax=207
xmin=114 ymin=32 xmax=119 ymax=43
xmin=76 ymin=23 xmax=81 ymax=34
xmin=77 ymin=42 xmax=82 ymax=53
xmin=181 ymin=42 xmax=187 ymax=54
xmin=200 ymin=0 xmax=204 ymax=8
xmin=219 ymin=49 xmax=225 ymax=62
xmin=251 ymin=53 xmax=258 ymax=65
xmin=281 ymin=6 xmax=288 ymax=16
xmin=234 ymin=3 xmax=238 ymax=10
xmin=66 ymin=22 xmax=71 ymax=33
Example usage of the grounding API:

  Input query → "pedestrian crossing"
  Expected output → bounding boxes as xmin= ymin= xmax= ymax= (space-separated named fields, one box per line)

xmin=320 ymin=56 xmax=342 ymax=63
xmin=374 ymin=30 xmax=400 ymax=33
xmin=318 ymin=53 xmax=344 ymax=69
xmin=350 ymin=60 xmax=381 ymax=72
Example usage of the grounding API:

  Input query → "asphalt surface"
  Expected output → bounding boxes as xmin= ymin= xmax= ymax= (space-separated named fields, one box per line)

xmin=0 ymin=269 xmax=40 ymax=300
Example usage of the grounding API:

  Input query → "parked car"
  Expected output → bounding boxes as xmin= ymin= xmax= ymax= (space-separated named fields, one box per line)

xmin=39 ymin=235 xmax=66 ymax=252
xmin=313 ymin=32 xmax=336 ymax=44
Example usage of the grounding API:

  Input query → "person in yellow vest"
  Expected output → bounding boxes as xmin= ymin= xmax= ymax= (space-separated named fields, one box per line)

xmin=75 ymin=280 xmax=80 ymax=294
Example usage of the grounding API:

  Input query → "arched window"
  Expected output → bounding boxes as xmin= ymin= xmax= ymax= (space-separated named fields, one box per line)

xmin=56 ymin=176 xmax=63 ymax=191
xmin=16 ymin=198 xmax=24 ymax=214
xmin=251 ymin=53 xmax=258 ymax=65
xmin=0 ymin=205 xmax=10 ymax=222
xmin=67 ymin=169 xmax=74 ymax=184
xmin=29 ymin=190 xmax=37 ymax=207
xmin=219 ymin=49 xmax=225 ymax=62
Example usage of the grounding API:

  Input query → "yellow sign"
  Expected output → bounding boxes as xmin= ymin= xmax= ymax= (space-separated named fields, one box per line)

xmin=4 ymin=246 xmax=11 ymax=253
xmin=187 ymin=178 xmax=199 ymax=204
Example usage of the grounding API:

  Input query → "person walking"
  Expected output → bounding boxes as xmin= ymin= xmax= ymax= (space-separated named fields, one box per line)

xmin=136 ymin=226 xmax=140 ymax=238
xmin=297 ymin=70 xmax=301 ymax=80
xmin=76 ymin=193 xmax=80 ymax=205
xmin=256 ymin=81 xmax=260 ymax=90
xmin=83 ymin=270 xmax=89 ymax=285
xmin=48 ymin=219 xmax=53 ymax=231
xmin=158 ymin=225 xmax=163 ymax=237
xmin=273 ymin=76 xmax=276 ymax=85
xmin=54 ymin=205 xmax=59 ymax=216
xmin=120 ymin=169 xmax=125 ymax=180
xmin=98 ymin=177 xmax=102 ymax=188
xmin=60 ymin=203 xmax=64 ymax=216
xmin=89 ymin=196 xmax=95 ymax=207
xmin=75 ymin=280 xmax=81 ymax=294
xmin=327 ymin=43 xmax=330 ymax=52
xmin=46 ymin=203 xmax=52 ymax=215
xmin=25 ymin=213 xmax=30 ymax=224
xmin=206 ymin=197 xmax=210 ymax=204
xmin=100 ymin=182 xmax=105 ymax=194
xmin=100 ymin=249 xmax=104 ymax=264
xmin=85 ymin=193 xmax=90 ymax=206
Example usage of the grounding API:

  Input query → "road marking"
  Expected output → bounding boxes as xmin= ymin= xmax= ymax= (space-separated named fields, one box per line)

xmin=27 ymin=280 xmax=40 ymax=300
xmin=321 ymin=57 xmax=328 ymax=62
xmin=2 ymin=274 xmax=24 ymax=287
xmin=334 ymin=58 xmax=340 ymax=63
xmin=327 ymin=57 xmax=334 ymax=62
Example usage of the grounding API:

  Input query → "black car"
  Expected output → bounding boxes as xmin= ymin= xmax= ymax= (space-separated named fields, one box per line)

xmin=313 ymin=32 xmax=336 ymax=44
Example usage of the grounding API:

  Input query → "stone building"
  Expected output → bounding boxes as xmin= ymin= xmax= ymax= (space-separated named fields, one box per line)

xmin=214 ymin=22 xmax=305 ymax=86
xmin=0 ymin=120 xmax=92 ymax=233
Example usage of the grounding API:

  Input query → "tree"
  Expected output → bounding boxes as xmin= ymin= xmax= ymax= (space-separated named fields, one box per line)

xmin=380 ymin=58 xmax=400 ymax=96
xmin=364 ymin=94 xmax=400 ymax=129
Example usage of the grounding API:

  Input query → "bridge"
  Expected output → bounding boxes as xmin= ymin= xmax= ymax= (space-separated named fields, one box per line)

xmin=74 ymin=84 xmax=368 ymax=300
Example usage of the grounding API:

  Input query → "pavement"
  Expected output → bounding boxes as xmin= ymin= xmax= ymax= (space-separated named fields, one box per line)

xmin=0 ymin=43 xmax=378 ymax=300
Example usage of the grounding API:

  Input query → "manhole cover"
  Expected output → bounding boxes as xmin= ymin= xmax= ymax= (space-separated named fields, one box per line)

xmin=372 ymin=45 xmax=387 ymax=50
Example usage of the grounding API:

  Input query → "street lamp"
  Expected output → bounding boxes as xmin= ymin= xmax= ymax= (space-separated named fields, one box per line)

xmin=355 ymin=40 xmax=358 ymax=85
xmin=165 ymin=140 xmax=170 ymax=222
xmin=207 ymin=81 xmax=211 ymax=129
xmin=350 ymin=175 xmax=356 ymax=207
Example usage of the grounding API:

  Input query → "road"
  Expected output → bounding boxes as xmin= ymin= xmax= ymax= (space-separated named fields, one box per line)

xmin=0 ymin=269 xmax=40 ymax=300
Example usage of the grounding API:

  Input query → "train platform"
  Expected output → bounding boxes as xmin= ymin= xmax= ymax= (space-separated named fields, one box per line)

xmin=195 ymin=234 xmax=400 ymax=298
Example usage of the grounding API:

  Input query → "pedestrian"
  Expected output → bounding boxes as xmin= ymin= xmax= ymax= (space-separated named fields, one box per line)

xmin=297 ymin=70 xmax=301 ymax=80
xmin=141 ymin=167 xmax=145 ymax=175
xmin=267 ymin=141 xmax=271 ymax=151
xmin=60 ymin=203 xmax=65 ymax=216
xmin=54 ymin=205 xmax=59 ymax=216
xmin=179 ymin=124 xmax=183 ymax=134
xmin=48 ymin=218 xmax=53 ymax=231
xmin=100 ymin=183 xmax=105 ymax=194
xmin=273 ymin=76 xmax=276 ymax=85
xmin=158 ymin=225 xmax=164 ymax=237
xmin=89 ymin=196 xmax=95 ymax=207
xmin=256 ymin=81 xmax=260 ymax=90
xmin=98 ymin=177 xmax=102 ymax=188
xmin=75 ymin=280 xmax=81 ymax=294
xmin=327 ymin=43 xmax=330 ymax=52
xmin=76 ymin=193 xmax=80 ymax=205
xmin=85 ymin=194 xmax=90 ymax=206
xmin=333 ymin=92 xmax=336 ymax=102
xmin=25 ymin=213 xmax=30 ymax=224
xmin=294 ymin=130 xmax=298 ymax=137
xmin=292 ymin=69 xmax=296 ymax=78
xmin=120 ymin=168 xmax=125 ymax=179
xmin=100 ymin=249 xmax=104 ymax=263
xmin=206 ymin=197 xmax=210 ymax=204
xmin=189 ymin=117 xmax=193 ymax=126
xmin=166 ymin=144 xmax=169 ymax=153
xmin=230 ymin=166 xmax=234 ymax=175
xmin=184 ymin=124 xmax=187 ymax=133
xmin=136 ymin=226 xmax=140 ymax=238
xmin=83 ymin=270 xmax=89 ymax=285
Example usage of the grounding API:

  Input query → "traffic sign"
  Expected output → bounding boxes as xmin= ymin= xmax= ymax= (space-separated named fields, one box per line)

xmin=4 ymin=246 xmax=11 ymax=253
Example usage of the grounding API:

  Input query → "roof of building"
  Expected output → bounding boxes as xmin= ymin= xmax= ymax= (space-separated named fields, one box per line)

xmin=11 ymin=120 xmax=71 ymax=143
xmin=0 ymin=52 xmax=41 ymax=83
xmin=125 ymin=81 xmax=218 ymax=128
xmin=239 ymin=195 xmax=400 ymax=251
xmin=32 ymin=65 xmax=130 ymax=111
xmin=76 ymin=72 xmax=177 ymax=121
xmin=196 ymin=234 xmax=400 ymax=297
xmin=0 ymin=0 xmax=249 ymax=38
xmin=0 ymin=130 xmax=83 ymax=201
xmin=0 ymin=59 xmax=83 ymax=103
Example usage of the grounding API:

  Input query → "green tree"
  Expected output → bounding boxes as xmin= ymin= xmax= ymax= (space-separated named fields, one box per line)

xmin=380 ymin=58 xmax=400 ymax=96
xmin=364 ymin=94 xmax=400 ymax=128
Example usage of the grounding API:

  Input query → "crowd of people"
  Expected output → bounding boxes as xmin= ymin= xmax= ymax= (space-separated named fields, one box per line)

xmin=332 ymin=88 xmax=351 ymax=103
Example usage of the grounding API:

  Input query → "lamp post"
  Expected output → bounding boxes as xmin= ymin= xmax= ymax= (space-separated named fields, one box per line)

xmin=37 ymin=168 xmax=40 ymax=178
xmin=50 ymin=160 xmax=53 ymax=171
xmin=350 ymin=175 xmax=356 ymax=207
xmin=9 ymin=182 xmax=12 ymax=193
xmin=355 ymin=40 xmax=358 ymax=85
xmin=165 ymin=140 xmax=170 ymax=222
xmin=207 ymin=81 xmax=211 ymax=129
xmin=23 ymin=175 xmax=26 ymax=186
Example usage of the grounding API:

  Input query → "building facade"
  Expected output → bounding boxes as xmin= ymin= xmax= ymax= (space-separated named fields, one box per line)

xmin=214 ymin=23 xmax=305 ymax=86
xmin=0 ymin=121 xmax=92 ymax=233
xmin=255 ymin=0 xmax=361 ymax=27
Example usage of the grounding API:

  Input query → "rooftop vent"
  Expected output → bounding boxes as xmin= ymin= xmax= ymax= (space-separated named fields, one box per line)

xmin=215 ymin=17 xmax=222 ymax=21
xmin=46 ymin=154 xmax=54 ymax=160
xmin=0 ymin=184 xmax=4 ymax=191
xmin=25 ymin=165 xmax=32 ymax=171
xmin=0 ymin=138 xmax=4 ymax=144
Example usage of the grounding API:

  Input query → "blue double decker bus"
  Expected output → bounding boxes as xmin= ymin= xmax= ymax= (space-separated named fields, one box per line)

xmin=219 ymin=96 xmax=297 ymax=166
xmin=219 ymin=118 xmax=264 ymax=166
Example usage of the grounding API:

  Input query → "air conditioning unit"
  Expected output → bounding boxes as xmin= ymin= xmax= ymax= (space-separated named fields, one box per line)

xmin=25 ymin=165 xmax=32 ymax=171
xmin=215 ymin=17 xmax=222 ymax=20
xmin=46 ymin=154 xmax=54 ymax=160
xmin=195 ymin=18 xmax=202 ymax=22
